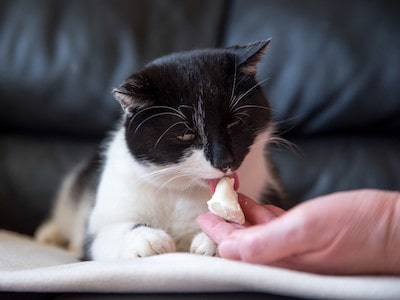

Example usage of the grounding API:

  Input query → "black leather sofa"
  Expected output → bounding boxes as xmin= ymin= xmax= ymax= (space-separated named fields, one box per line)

xmin=1 ymin=0 xmax=399 ymax=299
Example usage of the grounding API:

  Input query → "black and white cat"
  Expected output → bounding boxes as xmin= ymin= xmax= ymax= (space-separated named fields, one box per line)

xmin=35 ymin=40 xmax=285 ymax=260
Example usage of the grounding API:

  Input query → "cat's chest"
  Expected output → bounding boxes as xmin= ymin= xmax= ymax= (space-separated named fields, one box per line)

xmin=146 ymin=187 xmax=210 ymax=227
xmin=90 ymin=178 xmax=210 ymax=236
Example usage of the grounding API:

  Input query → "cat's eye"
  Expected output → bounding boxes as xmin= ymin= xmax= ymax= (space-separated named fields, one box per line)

xmin=177 ymin=133 xmax=196 ymax=142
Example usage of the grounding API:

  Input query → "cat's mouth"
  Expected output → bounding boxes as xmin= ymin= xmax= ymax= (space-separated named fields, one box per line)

xmin=207 ymin=172 xmax=239 ymax=194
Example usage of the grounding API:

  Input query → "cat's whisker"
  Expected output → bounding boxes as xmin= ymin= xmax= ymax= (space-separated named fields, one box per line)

xmin=138 ymin=168 xmax=173 ymax=181
xmin=134 ymin=112 xmax=186 ymax=135
xmin=228 ymin=56 xmax=238 ymax=110
xmin=229 ymin=95 xmax=242 ymax=113
xmin=141 ymin=165 xmax=204 ymax=191
xmin=267 ymin=136 xmax=303 ymax=156
xmin=158 ymin=172 xmax=192 ymax=190
xmin=181 ymin=176 xmax=205 ymax=192
xmin=154 ymin=121 xmax=187 ymax=150
xmin=234 ymin=111 xmax=250 ymax=118
xmin=141 ymin=165 xmax=199 ymax=183
xmin=250 ymin=135 xmax=270 ymax=148
xmin=236 ymin=115 xmax=250 ymax=127
xmin=182 ymin=177 xmax=201 ymax=191
xmin=130 ymin=105 xmax=183 ymax=122
xmin=140 ymin=165 xmax=179 ymax=181
xmin=178 ymin=104 xmax=193 ymax=112
xmin=129 ymin=107 xmax=153 ymax=123
xmin=128 ymin=106 xmax=188 ymax=132
xmin=128 ymin=107 xmax=166 ymax=132
xmin=246 ymin=130 xmax=297 ymax=156
xmin=230 ymin=77 xmax=270 ymax=111
xmin=233 ymin=112 xmax=251 ymax=125
xmin=232 ymin=104 xmax=270 ymax=113
xmin=272 ymin=114 xmax=305 ymax=136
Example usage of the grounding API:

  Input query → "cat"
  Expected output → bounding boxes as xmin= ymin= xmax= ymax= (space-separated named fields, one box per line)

xmin=35 ymin=40 xmax=285 ymax=260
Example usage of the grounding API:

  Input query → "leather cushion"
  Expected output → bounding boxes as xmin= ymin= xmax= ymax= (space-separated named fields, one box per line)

xmin=0 ymin=0 xmax=225 ymax=137
xmin=223 ymin=0 xmax=400 ymax=136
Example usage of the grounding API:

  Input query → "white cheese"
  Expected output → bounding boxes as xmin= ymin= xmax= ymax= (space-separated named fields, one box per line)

xmin=207 ymin=177 xmax=245 ymax=225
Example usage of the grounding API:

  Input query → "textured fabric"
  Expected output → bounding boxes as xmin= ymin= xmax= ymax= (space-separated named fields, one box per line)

xmin=1 ymin=230 xmax=400 ymax=299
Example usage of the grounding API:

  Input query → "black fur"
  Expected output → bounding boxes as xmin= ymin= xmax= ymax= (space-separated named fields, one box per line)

xmin=131 ymin=223 xmax=151 ymax=230
xmin=71 ymin=153 xmax=102 ymax=202
xmin=113 ymin=40 xmax=272 ymax=173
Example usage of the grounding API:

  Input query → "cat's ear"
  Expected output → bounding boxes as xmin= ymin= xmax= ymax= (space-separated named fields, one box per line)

xmin=232 ymin=39 xmax=271 ymax=75
xmin=112 ymin=75 xmax=152 ymax=115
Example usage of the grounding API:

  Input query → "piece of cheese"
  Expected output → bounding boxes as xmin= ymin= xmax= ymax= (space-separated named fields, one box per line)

xmin=207 ymin=177 xmax=245 ymax=225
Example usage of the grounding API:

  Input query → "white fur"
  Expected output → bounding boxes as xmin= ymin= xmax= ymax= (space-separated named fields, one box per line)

xmin=36 ymin=125 xmax=275 ymax=261
xmin=88 ymin=128 xmax=219 ymax=260
xmin=87 ymin=126 xmax=274 ymax=260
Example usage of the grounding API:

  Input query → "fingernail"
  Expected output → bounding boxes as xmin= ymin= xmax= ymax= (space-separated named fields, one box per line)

xmin=219 ymin=239 xmax=240 ymax=260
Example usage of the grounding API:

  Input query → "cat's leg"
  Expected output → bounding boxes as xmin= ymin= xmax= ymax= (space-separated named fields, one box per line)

xmin=35 ymin=164 xmax=95 ymax=258
xmin=35 ymin=220 xmax=68 ymax=248
xmin=35 ymin=171 xmax=78 ymax=250
xmin=190 ymin=232 xmax=217 ymax=256
xmin=89 ymin=222 xmax=176 ymax=260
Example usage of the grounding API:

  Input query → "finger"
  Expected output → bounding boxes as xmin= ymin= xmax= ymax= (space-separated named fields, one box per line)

xmin=196 ymin=212 xmax=242 ymax=244
xmin=263 ymin=204 xmax=286 ymax=217
xmin=238 ymin=194 xmax=282 ymax=225
xmin=220 ymin=210 xmax=313 ymax=264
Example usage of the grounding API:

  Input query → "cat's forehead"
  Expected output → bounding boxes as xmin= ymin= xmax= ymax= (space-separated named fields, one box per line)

xmin=146 ymin=50 xmax=235 ymax=84
xmin=139 ymin=50 xmax=237 ymax=105
xmin=151 ymin=49 xmax=235 ymax=69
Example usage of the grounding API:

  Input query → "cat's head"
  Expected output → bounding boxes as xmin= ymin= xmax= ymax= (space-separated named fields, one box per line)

xmin=113 ymin=40 xmax=272 ymax=190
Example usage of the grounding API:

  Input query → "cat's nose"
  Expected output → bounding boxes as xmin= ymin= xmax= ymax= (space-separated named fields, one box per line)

xmin=220 ymin=160 xmax=233 ymax=172
xmin=209 ymin=141 xmax=235 ymax=172
xmin=221 ymin=166 xmax=231 ymax=173
xmin=214 ymin=152 xmax=234 ymax=173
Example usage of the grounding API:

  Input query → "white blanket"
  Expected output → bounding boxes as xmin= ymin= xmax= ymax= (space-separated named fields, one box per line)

xmin=0 ymin=230 xmax=399 ymax=299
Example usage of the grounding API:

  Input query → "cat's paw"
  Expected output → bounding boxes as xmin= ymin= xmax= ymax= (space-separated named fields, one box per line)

xmin=190 ymin=232 xmax=217 ymax=256
xmin=119 ymin=226 xmax=176 ymax=259
xmin=35 ymin=221 xmax=68 ymax=248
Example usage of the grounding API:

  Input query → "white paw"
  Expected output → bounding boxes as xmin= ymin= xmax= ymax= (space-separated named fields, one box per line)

xmin=35 ymin=221 xmax=68 ymax=248
xmin=118 ymin=226 xmax=176 ymax=258
xmin=190 ymin=232 xmax=217 ymax=256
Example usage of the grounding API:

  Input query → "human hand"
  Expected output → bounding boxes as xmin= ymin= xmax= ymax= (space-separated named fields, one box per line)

xmin=197 ymin=190 xmax=400 ymax=275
